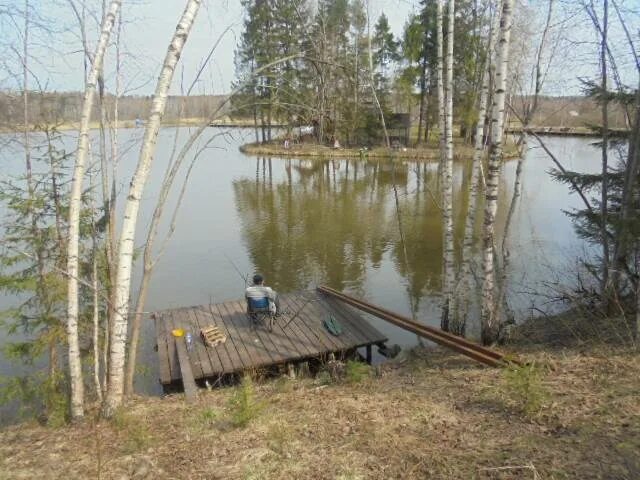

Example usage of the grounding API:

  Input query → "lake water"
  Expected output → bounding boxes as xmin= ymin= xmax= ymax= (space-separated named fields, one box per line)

xmin=0 ymin=127 xmax=601 ymax=404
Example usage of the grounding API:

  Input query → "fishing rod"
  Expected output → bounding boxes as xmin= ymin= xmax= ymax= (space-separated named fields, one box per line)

xmin=224 ymin=253 xmax=249 ymax=288
xmin=281 ymin=288 xmax=319 ymax=329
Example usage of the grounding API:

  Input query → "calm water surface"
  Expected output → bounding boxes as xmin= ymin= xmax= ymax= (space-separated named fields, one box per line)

xmin=0 ymin=127 xmax=601 ymax=401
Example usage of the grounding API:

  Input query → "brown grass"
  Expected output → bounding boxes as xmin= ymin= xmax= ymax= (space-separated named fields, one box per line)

xmin=0 ymin=344 xmax=638 ymax=479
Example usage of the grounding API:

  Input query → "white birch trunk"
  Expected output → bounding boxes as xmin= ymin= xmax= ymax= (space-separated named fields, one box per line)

xmin=436 ymin=0 xmax=445 ymax=158
xmin=92 ymin=250 xmax=102 ymax=402
xmin=441 ymin=0 xmax=456 ymax=331
xmin=66 ymin=0 xmax=121 ymax=421
xmin=454 ymin=2 xmax=500 ymax=334
xmin=481 ymin=0 xmax=513 ymax=344
xmin=102 ymin=0 xmax=202 ymax=417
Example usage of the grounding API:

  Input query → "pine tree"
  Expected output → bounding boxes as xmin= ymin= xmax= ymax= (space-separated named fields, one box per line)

xmin=372 ymin=12 xmax=399 ymax=93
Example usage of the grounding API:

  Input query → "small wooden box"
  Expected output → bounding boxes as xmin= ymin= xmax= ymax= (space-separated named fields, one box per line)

xmin=200 ymin=325 xmax=227 ymax=347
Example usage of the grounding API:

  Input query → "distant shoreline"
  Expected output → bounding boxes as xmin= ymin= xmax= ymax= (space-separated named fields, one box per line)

xmin=0 ymin=117 xmax=260 ymax=134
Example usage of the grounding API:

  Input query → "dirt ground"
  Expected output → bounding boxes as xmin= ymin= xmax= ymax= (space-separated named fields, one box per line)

xmin=0 ymin=344 xmax=638 ymax=480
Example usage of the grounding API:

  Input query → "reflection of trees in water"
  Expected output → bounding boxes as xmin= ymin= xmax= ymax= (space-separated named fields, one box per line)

xmin=234 ymin=158 xmax=394 ymax=293
xmin=233 ymin=157 xmax=514 ymax=319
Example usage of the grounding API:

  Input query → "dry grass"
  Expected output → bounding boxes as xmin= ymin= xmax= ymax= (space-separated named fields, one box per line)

xmin=0 ymin=346 xmax=638 ymax=479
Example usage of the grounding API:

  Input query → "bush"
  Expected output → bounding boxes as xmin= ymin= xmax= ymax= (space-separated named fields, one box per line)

xmin=344 ymin=360 xmax=372 ymax=384
xmin=503 ymin=361 xmax=549 ymax=417
xmin=227 ymin=375 xmax=262 ymax=428
xmin=111 ymin=409 xmax=154 ymax=453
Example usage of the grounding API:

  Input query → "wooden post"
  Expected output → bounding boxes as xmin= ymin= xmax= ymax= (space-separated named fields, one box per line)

xmin=366 ymin=345 xmax=372 ymax=364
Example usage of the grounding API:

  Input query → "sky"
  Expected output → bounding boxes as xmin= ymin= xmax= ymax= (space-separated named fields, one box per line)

xmin=2 ymin=0 xmax=638 ymax=96
xmin=6 ymin=0 xmax=419 ymax=95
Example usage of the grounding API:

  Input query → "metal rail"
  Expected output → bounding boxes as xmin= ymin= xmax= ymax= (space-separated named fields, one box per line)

xmin=317 ymin=286 xmax=520 ymax=368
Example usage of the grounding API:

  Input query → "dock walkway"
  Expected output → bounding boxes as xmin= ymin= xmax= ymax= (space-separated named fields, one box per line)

xmin=154 ymin=290 xmax=387 ymax=389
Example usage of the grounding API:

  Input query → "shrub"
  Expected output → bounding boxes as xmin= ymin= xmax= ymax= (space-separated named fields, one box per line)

xmin=228 ymin=375 xmax=262 ymax=428
xmin=344 ymin=360 xmax=372 ymax=384
xmin=503 ymin=361 xmax=549 ymax=417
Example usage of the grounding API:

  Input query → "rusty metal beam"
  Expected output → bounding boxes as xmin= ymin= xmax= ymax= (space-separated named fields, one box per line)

xmin=317 ymin=286 xmax=519 ymax=368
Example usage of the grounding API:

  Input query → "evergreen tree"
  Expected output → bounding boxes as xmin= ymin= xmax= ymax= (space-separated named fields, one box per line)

xmin=372 ymin=12 xmax=399 ymax=92
xmin=0 ymin=125 xmax=79 ymax=424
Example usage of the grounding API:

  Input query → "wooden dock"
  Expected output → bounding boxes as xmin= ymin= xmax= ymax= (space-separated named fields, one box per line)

xmin=153 ymin=290 xmax=388 ymax=392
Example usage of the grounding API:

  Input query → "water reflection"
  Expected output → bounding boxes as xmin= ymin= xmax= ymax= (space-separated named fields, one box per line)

xmin=233 ymin=157 xmax=480 ymax=308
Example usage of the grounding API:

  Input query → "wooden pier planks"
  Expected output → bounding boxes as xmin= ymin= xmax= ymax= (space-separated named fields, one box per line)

xmin=154 ymin=291 xmax=387 ymax=386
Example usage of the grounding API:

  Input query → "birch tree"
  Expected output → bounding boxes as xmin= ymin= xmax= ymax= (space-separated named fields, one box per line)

xmin=436 ymin=0 xmax=445 ymax=160
xmin=441 ymin=0 xmax=455 ymax=331
xmin=480 ymin=0 xmax=513 ymax=345
xmin=66 ymin=0 xmax=121 ymax=421
xmin=453 ymin=1 xmax=499 ymax=335
xmin=102 ymin=0 xmax=202 ymax=417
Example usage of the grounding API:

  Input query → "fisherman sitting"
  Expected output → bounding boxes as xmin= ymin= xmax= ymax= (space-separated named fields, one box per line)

xmin=245 ymin=273 xmax=280 ymax=316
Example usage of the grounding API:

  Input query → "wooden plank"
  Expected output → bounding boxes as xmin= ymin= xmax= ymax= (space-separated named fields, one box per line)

xmin=231 ymin=300 xmax=284 ymax=363
xmin=310 ymin=294 xmax=366 ymax=348
xmin=318 ymin=295 xmax=384 ymax=346
xmin=170 ymin=310 xmax=205 ymax=380
xmin=185 ymin=309 xmax=216 ymax=378
xmin=277 ymin=294 xmax=323 ymax=356
xmin=172 ymin=325 xmax=198 ymax=401
xmin=261 ymin=305 xmax=306 ymax=363
xmin=222 ymin=301 xmax=272 ymax=368
xmin=213 ymin=301 xmax=256 ymax=370
xmin=321 ymin=294 xmax=386 ymax=343
xmin=191 ymin=307 xmax=228 ymax=376
xmin=162 ymin=314 xmax=181 ymax=382
xmin=154 ymin=314 xmax=172 ymax=384
xmin=287 ymin=293 xmax=347 ymax=352
xmin=317 ymin=295 xmax=373 ymax=343
xmin=199 ymin=305 xmax=241 ymax=373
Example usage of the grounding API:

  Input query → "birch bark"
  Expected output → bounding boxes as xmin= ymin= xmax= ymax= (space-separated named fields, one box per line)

xmin=600 ymin=0 xmax=611 ymax=299
xmin=481 ymin=0 xmax=513 ymax=344
xmin=441 ymin=0 xmax=456 ymax=331
xmin=102 ymin=0 xmax=202 ymax=417
xmin=436 ymin=0 xmax=445 ymax=161
xmin=66 ymin=0 xmax=121 ymax=421
xmin=454 ymin=2 xmax=499 ymax=335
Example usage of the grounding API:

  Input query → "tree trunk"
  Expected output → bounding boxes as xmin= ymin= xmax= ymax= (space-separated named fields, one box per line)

xmin=436 ymin=0 xmax=446 ymax=163
xmin=102 ymin=0 xmax=202 ymax=417
xmin=441 ymin=0 xmax=456 ymax=332
xmin=66 ymin=0 xmax=122 ymax=421
xmin=92 ymin=246 xmax=102 ymax=402
xmin=417 ymin=54 xmax=428 ymax=146
xmin=613 ymin=84 xmax=640 ymax=291
xmin=124 ymin=130 xmax=213 ymax=396
xmin=600 ymin=0 xmax=611 ymax=300
xmin=453 ymin=1 xmax=499 ymax=335
xmin=481 ymin=0 xmax=513 ymax=345
xmin=496 ymin=153 xmax=524 ymax=326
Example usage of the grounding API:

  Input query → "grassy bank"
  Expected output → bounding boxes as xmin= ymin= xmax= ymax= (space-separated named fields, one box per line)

xmin=0 ymin=341 xmax=638 ymax=479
